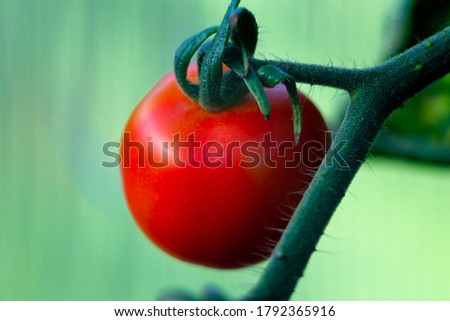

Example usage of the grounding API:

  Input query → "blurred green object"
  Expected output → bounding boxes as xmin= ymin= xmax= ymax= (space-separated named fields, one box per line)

xmin=373 ymin=0 xmax=450 ymax=163
xmin=0 ymin=0 xmax=449 ymax=300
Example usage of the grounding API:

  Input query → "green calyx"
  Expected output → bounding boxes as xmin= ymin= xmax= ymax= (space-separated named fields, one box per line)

xmin=174 ymin=0 xmax=302 ymax=144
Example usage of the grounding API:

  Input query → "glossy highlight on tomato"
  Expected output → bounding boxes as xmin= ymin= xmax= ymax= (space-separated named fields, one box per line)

xmin=120 ymin=66 xmax=328 ymax=269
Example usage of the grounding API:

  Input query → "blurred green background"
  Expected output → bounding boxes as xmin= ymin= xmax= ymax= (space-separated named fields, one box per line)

xmin=1 ymin=0 xmax=449 ymax=300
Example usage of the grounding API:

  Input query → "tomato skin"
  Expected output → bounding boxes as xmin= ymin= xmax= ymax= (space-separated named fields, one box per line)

xmin=120 ymin=67 xmax=328 ymax=269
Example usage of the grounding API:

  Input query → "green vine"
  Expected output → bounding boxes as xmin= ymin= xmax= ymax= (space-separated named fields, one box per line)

xmin=171 ymin=0 xmax=450 ymax=300
xmin=245 ymin=27 xmax=449 ymax=300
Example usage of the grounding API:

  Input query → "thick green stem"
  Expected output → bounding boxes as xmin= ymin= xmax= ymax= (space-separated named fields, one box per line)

xmin=244 ymin=26 xmax=450 ymax=300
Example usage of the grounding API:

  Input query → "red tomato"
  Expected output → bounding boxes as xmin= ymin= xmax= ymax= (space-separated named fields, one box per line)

xmin=120 ymin=66 xmax=328 ymax=269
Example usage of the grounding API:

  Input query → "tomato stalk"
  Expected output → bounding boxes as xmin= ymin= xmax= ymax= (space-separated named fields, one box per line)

xmin=174 ymin=0 xmax=304 ymax=144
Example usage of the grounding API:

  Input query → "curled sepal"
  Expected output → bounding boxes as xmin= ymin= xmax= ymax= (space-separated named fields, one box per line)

xmin=243 ymin=67 xmax=272 ymax=120
xmin=174 ymin=26 xmax=218 ymax=101
xmin=199 ymin=0 xmax=241 ymax=109
xmin=224 ymin=50 xmax=271 ymax=119
xmin=230 ymin=8 xmax=258 ymax=56
xmin=196 ymin=40 xmax=212 ymax=78
xmin=257 ymin=65 xmax=302 ymax=145
xmin=230 ymin=7 xmax=258 ymax=75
